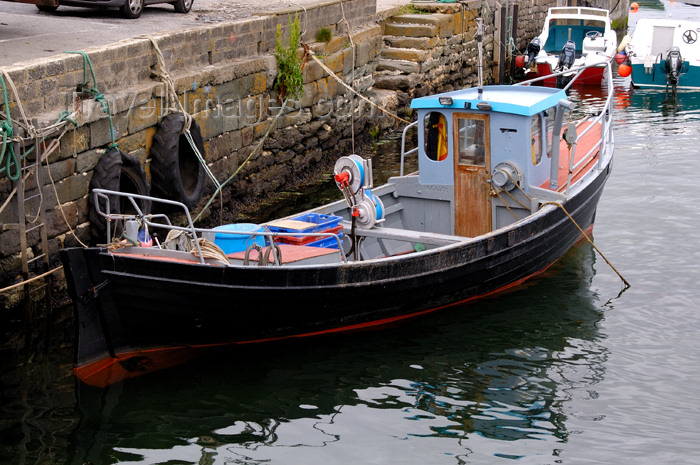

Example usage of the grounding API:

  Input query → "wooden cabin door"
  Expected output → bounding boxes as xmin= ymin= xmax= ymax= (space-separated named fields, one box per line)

xmin=453 ymin=113 xmax=491 ymax=237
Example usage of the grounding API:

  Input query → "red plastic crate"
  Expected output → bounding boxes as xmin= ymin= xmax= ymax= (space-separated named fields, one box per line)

xmin=276 ymin=225 xmax=343 ymax=245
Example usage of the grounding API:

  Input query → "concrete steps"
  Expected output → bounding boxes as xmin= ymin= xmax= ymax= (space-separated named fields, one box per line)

xmin=375 ymin=13 xmax=457 ymax=91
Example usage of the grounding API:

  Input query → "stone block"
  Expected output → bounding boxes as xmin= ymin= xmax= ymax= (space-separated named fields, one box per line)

xmin=195 ymin=109 xmax=224 ymax=141
xmin=377 ymin=59 xmax=421 ymax=74
xmin=355 ymin=40 xmax=379 ymax=68
xmin=115 ymin=130 xmax=147 ymax=154
xmin=381 ymin=47 xmax=429 ymax=63
xmin=384 ymin=23 xmax=438 ymax=38
xmin=57 ymin=126 xmax=90 ymax=161
xmin=46 ymin=201 xmax=80 ymax=238
xmin=41 ymin=172 xmax=89 ymax=207
xmin=317 ymin=77 xmax=340 ymax=101
xmin=322 ymin=49 xmax=346 ymax=75
xmin=313 ymin=34 xmax=349 ymax=57
xmin=89 ymin=112 xmax=127 ymax=149
xmin=303 ymin=59 xmax=327 ymax=84
xmin=208 ymin=130 xmax=243 ymax=164
xmin=127 ymin=92 xmax=159 ymax=134
xmin=374 ymin=74 xmax=422 ymax=91
xmin=384 ymin=36 xmax=441 ymax=50
xmin=0 ymin=231 xmax=20 ymax=258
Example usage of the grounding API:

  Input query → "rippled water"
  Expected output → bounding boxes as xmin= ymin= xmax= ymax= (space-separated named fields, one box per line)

xmin=3 ymin=3 xmax=700 ymax=464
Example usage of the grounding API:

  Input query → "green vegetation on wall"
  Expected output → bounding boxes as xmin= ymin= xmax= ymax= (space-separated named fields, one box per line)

xmin=274 ymin=13 xmax=304 ymax=100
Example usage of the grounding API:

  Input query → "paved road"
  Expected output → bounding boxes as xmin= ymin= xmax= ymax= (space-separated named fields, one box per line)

xmin=0 ymin=0 xmax=407 ymax=67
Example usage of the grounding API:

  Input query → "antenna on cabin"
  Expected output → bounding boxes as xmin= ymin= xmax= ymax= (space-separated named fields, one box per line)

xmin=476 ymin=18 xmax=484 ymax=97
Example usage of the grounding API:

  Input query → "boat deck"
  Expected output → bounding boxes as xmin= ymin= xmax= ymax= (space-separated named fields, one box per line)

xmin=545 ymin=120 xmax=602 ymax=191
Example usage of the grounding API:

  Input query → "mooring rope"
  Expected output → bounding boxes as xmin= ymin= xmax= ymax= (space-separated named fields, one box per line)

xmin=192 ymin=97 xmax=291 ymax=223
xmin=541 ymin=201 xmax=630 ymax=288
xmin=499 ymin=165 xmax=628 ymax=287
xmin=0 ymin=265 xmax=64 ymax=295
xmin=141 ymin=35 xmax=223 ymax=218
xmin=65 ymin=51 xmax=118 ymax=149
xmin=305 ymin=47 xmax=411 ymax=126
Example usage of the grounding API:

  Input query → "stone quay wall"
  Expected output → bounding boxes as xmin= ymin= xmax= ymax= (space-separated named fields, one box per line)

xmin=0 ymin=0 xmax=595 ymax=309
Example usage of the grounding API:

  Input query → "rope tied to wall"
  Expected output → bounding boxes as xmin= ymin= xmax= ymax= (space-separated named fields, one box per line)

xmin=141 ymin=35 xmax=222 ymax=214
xmin=0 ymin=73 xmax=20 ymax=181
xmin=304 ymin=45 xmax=412 ymax=126
xmin=65 ymin=51 xmax=117 ymax=149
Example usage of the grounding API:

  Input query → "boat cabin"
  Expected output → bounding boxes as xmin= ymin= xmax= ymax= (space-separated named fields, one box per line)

xmin=388 ymin=84 xmax=574 ymax=238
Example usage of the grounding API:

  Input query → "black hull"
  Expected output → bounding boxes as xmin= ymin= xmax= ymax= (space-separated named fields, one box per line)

xmin=61 ymin=162 xmax=610 ymax=386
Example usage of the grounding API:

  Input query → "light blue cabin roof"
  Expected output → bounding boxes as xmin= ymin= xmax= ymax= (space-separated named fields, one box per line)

xmin=410 ymin=85 xmax=565 ymax=117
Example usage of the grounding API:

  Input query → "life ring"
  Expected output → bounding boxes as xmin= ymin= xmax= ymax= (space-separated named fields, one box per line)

xmin=149 ymin=113 xmax=207 ymax=209
xmin=88 ymin=148 xmax=151 ymax=244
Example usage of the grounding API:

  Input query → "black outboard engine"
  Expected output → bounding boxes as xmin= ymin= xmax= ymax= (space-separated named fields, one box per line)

xmin=526 ymin=37 xmax=541 ymax=66
xmin=557 ymin=40 xmax=576 ymax=70
xmin=665 ymin=46 xmax=685 ymax=89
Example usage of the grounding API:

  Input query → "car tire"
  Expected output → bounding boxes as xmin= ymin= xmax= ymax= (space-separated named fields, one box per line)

xmin=36 ymin=4 xmax=59 ymax=12
xmin=150 ymin=113 xmax=207 ymax=210
xmin=120 ymin=0 xmax=144 ymax=19
xmin=173 ymin=0 xmax=193 ymax=13
xmin=89 ymin=148 xmax=151 ymax=244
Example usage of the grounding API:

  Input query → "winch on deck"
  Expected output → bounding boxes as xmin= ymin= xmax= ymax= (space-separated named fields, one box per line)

xmin=334 ymin=155 xmax=385 ymax=230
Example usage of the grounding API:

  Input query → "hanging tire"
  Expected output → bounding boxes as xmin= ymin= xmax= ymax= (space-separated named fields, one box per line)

xmin=88 ymin=148 xmax=151 ymax=244
xmin=150 ymin=113 xmax=207 ymax=210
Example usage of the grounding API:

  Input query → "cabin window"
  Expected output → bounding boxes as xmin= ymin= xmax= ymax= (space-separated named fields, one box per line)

xmin=455 ymin=117 xmax=486 ymax=166
xmin=530 ymin=114 xmax=543 ymax=166
xmin=545 ymin=109 xmax=556 ymax=157
xmin=425 ymin=112 xmax=448 ymax=162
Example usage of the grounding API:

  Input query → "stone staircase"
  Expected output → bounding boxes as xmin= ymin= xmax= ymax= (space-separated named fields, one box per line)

xmin=375 ymin=12 xmax=474 ymax=97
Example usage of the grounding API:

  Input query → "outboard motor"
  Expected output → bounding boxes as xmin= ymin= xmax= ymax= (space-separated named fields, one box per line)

xmin=665 ymin=46 xmax=685 ymax=90
xmin=526 ymin=37 xmax=541 ymax=67
xmin=557 ymin=40 xmax=576 ymax=70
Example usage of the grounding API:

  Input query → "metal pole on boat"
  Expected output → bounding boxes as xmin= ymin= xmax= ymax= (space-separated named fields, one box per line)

xmin=477 ymin=18 xmax=484 ymax=97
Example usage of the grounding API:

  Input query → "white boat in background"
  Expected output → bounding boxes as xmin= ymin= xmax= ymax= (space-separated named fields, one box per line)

xmin=624 ymin=18 xmax=700 ymax=90
xmin=518 ymin=7 xmax=617 ymax=87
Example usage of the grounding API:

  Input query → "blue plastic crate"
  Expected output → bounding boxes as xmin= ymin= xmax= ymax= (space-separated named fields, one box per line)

xmin=306 ymin=233 xmax=344 ymax=249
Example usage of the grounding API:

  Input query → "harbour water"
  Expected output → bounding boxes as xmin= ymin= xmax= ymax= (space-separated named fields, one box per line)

xmin=2 ymin=2 xmax=700 ymax=464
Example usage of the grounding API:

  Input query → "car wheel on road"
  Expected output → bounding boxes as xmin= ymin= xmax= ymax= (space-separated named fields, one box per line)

xmin=36 ymin=4 xmax=59 ymax=12
xmin=121 ymin=0 xmax=144 ymax=18
xmin=173 ymin=0 xmax=193 ymax=13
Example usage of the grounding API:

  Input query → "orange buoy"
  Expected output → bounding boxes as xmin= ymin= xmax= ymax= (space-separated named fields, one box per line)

xmin=616 ymin=51 xmax=627 ymax=64
xmin=515 ymin=55 xmax=526 ymax=68
xmin=618 ymin=63 xmax=632 ymax=77
xmin=630 ymin=2 xmax=638 ymax=11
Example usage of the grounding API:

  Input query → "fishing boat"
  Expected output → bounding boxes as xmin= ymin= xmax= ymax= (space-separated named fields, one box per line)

xmin=623 ymin=18 xmax=700 ymax=90
xmin=518 ymin=7 xmax=617 ymax=87
xmin=60 ymin=62 xmax=616 ymax=387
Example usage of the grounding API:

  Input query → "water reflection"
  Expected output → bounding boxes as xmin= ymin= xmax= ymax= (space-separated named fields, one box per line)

xmin=68 ymin=242 xmax=606 ymax=464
